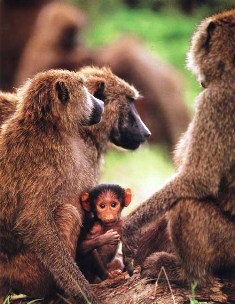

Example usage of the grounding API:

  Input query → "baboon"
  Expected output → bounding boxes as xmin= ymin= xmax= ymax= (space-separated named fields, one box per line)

xmin=0 ymin=66 xmax=150 ymax=301
xmin=15 ymin=1 xmax=90 ymax=87
xmin=78 ymin=184 xmax=132 ymax=282
xmin=1 ymin=0 xmax=189 ymax=147
xmin=98 ymin=36 xmax=190 ymax=147
xmin=0 ymin=69 xmax=105 ymax=303
xmin=122 ymin=10 xmax=235 ymax=283
xmin=134 ymin=215 xmax=172 ymax=266
xmin=0 ymin=0 xmax=56 ymax=91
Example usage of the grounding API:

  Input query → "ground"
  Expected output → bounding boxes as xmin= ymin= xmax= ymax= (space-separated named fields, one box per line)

xmin=8 ymin=267 xmax=235 ymax=304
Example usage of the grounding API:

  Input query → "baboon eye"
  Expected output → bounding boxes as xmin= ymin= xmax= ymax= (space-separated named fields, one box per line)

xmin=127 ymin=96 xmax=135 ymax=103
xmin=55 ymin=81 xmax=69 ymax=104
xmin=100 ymin=203 xmax=105 ymax=209
xmin=111 ymin=202 xmax=117 ymax=208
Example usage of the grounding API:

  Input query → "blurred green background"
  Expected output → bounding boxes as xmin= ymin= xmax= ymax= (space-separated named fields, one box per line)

xmin=73 ymin=0 xmax=234 ymax=214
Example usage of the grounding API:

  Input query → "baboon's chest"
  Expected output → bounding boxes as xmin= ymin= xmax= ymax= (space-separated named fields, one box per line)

xmin=69 ymin=137 xmax=100 ymax=188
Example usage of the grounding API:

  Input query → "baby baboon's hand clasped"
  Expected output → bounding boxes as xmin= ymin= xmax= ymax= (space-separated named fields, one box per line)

xmin=99 ymin=229 xmax=120 ymax=246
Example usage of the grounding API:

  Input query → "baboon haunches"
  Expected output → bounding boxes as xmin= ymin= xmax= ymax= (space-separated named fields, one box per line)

xmin=0 ymin=66 xmax=150 ymax=301
xmin=122 ymin=10 xmax=235 ymax=283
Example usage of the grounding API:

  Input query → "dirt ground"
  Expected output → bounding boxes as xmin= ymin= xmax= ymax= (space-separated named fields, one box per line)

xmin=10 ymin=267 xmax=235 ymax=304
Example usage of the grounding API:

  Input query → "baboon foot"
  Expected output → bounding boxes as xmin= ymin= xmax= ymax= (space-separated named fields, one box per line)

xmin=141 ymin=251 xmax=184 ymax=283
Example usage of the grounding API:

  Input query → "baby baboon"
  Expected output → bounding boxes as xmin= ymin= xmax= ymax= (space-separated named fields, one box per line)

xmin=78 ymin=184 xmax=132 ymax=283
xmin=0 ymin=66 xmax=150 ymax=301
xmin=0 ymin=69 xmax=104 ymax=303
xmin=122 ymin=10 xmax=235 ymax=283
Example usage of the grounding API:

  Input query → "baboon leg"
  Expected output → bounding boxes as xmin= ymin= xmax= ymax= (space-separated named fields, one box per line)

xmin=2 ymin=252 xmax=55 ymax=298
xmin=169 ymin=199 xmax=235 ymax=283
xmin=141 ymin=251 xmax=184 ymax=283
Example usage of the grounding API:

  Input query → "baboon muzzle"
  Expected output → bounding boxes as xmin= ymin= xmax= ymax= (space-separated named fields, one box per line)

xmin=89 ymin=93 xmax=104 ymax=125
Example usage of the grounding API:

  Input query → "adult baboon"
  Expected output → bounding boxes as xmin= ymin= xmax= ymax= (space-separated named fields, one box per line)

xmin=0 ymin=66 xmax=150 ymax=302
xmin=0 ymin=69 xmax=104 ymax=303
xmin=122 ymin=10 xmax=235 ymax=284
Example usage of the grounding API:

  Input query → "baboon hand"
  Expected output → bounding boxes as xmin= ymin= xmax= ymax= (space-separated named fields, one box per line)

xmin=98 ymin=229 xmax=120 ymax=246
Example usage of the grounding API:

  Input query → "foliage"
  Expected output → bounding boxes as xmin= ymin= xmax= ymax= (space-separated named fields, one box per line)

xmin=190 ymin=284 xmax=208 ymax=304
xmin=84 ymin=7 xmax=203 ymax=109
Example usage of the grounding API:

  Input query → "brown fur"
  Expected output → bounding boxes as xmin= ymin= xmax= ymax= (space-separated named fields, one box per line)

xmin=0 ymin=66 xmax=146 ymax=302
xmin=0 ymin=92 xmax=18 ymax=125
xmin=122 ymin=10 xmax=235 ymax=284
xmin=134 ymin=215 xmax=172 ymax=266
xmin=0 ymin=69 xmax=104 ymax=303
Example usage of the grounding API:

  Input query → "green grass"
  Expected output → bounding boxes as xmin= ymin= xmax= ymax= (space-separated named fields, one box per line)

xmin=190 ymin=284 xmax=208 ymax=304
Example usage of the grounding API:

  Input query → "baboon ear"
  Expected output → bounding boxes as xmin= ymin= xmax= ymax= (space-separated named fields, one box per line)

xmin=204 ymin=21 xmax=216 ymax=51
xmin=80 ymin=192 xmax=91 ymax=211
xmin=94 ymin=81 xmax=105 ymax=101
xmin=207 ymin=21 xmax=216 ymax=36
xmin=124 ymin=188 xmax=132 ymax=207
xmin=55 ymin=81 xmax=69 ymax=104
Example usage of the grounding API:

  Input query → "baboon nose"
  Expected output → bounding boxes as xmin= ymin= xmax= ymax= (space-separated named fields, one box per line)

xmin=144 ymin=129 xmax=151 ymax=138
xmin=142 ymin=125 xmax=151 ymax=139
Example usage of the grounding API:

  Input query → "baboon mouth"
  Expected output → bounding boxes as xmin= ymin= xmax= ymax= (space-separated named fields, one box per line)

xmin=110 ymin=131 xmax=145 ymax=150
xmin=103 ymin=221 xmax=117 ymax=226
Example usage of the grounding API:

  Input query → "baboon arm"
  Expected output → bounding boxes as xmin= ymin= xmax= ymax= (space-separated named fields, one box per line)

xmin=173 ymin=130 xmax=189 ymax=169
xmin=124 ymin=172 xmax=215 ymax=233
xmin=30 ymin=222 xmax=99 ymax=304
xmin=78 ymin=237 xmax=101 ymax=254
